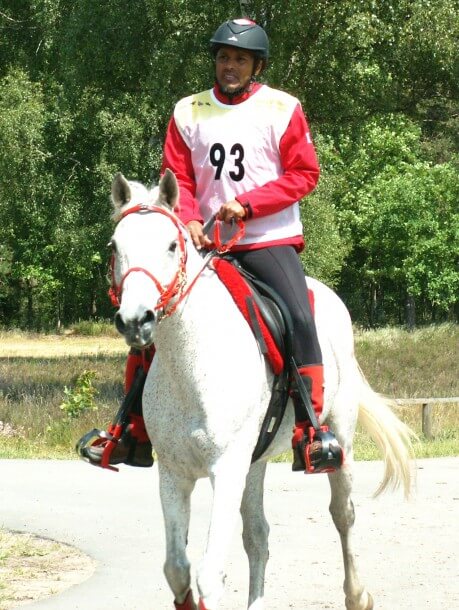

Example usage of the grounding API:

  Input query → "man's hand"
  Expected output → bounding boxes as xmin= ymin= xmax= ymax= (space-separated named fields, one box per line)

xmin=186 ymin=220 xmax=213 ymax=251
xmin=217 ymin=200 xmax=247 ymax=223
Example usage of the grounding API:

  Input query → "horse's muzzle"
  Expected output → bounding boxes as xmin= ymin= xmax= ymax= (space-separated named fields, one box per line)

xmin=115 ymin=308 xmax=155 ymax=347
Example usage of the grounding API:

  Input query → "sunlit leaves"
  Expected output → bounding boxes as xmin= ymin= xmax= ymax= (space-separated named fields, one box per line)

xmin=0 ymin=0 xmax=457 ymax=327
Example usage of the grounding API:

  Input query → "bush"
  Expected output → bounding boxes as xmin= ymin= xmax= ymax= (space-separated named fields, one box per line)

xmin=68 ymin=320 xmax=118 ymax=337
xmin=60 ymin=370 xmax=99 ymax=420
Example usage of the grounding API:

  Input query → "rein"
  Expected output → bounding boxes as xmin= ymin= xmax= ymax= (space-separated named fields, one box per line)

xmin=109 ymin=204 xmax=245 ymax=320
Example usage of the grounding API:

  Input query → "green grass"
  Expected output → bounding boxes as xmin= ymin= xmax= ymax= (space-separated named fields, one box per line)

xmin=0 ymin=324 xmax=457 ymax=460
xmin=352 ymin=323 xmax=459 ymax=460
xmin=0 ymin=353 xmax=125 ymax=459
xmin=354 ymin=323 xmax=458 ymax=398
xmin=353 ymin=423 xmax=459 ymax=461
xmin=68 ymin=320 xmax=119 ymax=337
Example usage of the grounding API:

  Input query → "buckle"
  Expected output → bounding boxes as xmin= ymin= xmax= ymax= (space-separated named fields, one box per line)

xmin=304 ymin=426 xmax=344 ymax=474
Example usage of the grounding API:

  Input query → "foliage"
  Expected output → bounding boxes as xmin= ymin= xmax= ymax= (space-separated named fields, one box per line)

xmin=60 ymin=370 xmax=98 ymax=420
xmin=69 ymin=320 xmax=119 ymax=336
xmin=0 ymin=0 xmax=457 ymax=328
xmin=300 ymin=135 xmax=351 ymax=285
xmin=332 ymin=114 xmax=458 ymax=323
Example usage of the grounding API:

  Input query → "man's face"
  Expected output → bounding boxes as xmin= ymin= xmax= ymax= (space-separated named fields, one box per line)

xmin=215 ymin=46 xmax=261 ymax=94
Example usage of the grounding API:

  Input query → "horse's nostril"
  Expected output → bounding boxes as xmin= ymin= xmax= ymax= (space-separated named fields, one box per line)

xmin=114 ymin=312 xmax=126 ymax=335
xmin=142 ymin=310 xmax=155 ymax=325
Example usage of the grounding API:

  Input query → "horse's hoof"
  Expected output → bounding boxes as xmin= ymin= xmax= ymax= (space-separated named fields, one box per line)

xmin=346 ymin=591 xmax=374 ymax=610
xmin=174 ymin=589 xmax=198 ymax=610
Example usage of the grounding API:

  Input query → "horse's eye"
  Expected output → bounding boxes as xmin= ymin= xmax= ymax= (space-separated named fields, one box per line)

xmin=108 ymin=240 xmax=117 ymax=253
xmin=168 ymin=240 xmax=177 ymax=254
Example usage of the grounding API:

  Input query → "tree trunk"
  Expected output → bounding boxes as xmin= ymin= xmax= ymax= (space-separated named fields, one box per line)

xmin=405 ymin=293 xmax=416 ymax=331
xmin=26 ymin=280 xmax=34 ymax=329
xmin=369 ymin=283 xmax=377 ymax=327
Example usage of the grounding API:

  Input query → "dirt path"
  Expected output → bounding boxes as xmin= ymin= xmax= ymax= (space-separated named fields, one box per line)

xmin=1 ymin=458 xmax=458 ymax=609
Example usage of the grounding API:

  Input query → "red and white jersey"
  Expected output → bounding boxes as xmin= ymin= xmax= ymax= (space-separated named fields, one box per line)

xmin=163 ymin=83 xmax=320 ymax=251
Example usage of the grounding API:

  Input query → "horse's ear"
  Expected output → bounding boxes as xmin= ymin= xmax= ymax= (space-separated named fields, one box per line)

xmin=111 ymin=172 xmax=132 ymax=210
xmin=158 ymin=168 xmax=179 ymax=210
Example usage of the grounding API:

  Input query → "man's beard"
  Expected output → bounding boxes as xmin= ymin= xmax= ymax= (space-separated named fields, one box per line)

xmin=217 ymin=77 xmax=254 ymax=99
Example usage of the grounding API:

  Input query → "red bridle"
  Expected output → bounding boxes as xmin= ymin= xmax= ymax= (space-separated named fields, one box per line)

xmin=108 ymin=204 xmax=188 ymax=319
xmin=108 ymin=203 xmax=245 ymax=320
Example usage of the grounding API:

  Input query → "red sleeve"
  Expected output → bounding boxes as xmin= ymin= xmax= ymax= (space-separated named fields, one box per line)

xmin=235 ymin=104 xmax=320 ymax=218
xmin=160 ymin=117 xmax=204 ymax=225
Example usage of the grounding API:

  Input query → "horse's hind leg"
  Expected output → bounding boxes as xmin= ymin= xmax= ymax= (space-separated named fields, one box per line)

xmin=159 ymin=464 xmax=197 ymax=607
xmin=240 ymin=461 xmax=269 ymax=610
xmin=328 ymin=465 xmax=374 ymax=610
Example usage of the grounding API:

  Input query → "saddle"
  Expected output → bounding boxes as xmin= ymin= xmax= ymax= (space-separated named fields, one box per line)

xmin=212 ymin=256 xmax=311 ymax=462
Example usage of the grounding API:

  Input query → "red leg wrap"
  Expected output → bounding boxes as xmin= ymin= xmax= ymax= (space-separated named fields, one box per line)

xmin=297 ymin=364 xmax=324 ymax=421
xmin=174 ymin=589 xmax=197 ymax=610
xmin=198 ymin=598 xmax=208 ymax=610
xmin=125 ymin=346 xmax=154 ymax=393
xmin=292 ymin=420 xmax=308 ymax=449
xmin=123 ymin=347 xmax=155 ymax=441
xmin=128 ymin=413 xmax=150 ymax=443
xmin=124 ymin=350 xmax=144 ymax=394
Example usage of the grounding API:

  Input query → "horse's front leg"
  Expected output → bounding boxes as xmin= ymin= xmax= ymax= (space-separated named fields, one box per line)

xmin=196 ymin=452 xmax=253 ymax=610
xmin=240 ymin=461 xmax=269 ymax=610
xmin=328 ymin=464 xmax=374 ymax=610
xmin=158 ymin=463 xmax=197 ymax=609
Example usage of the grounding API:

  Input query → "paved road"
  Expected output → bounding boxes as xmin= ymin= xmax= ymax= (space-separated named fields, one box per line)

xmin=1 ymin=458 xmax=458 ymax=609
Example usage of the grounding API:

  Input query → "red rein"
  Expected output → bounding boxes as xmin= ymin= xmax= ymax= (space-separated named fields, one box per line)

xmin=108 ymin=204 xmax=245 ymax=319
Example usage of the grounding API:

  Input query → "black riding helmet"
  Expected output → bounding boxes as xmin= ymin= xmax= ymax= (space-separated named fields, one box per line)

xmin=210 ymin=18 xmax=269 ymax=62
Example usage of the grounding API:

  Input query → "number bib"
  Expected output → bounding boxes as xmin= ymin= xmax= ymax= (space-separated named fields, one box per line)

xmin=174 ymin=85 xmax=303 ymax=246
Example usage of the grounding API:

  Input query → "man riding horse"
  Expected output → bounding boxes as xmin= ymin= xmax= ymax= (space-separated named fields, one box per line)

xmin=80 ymin=18 xmax=344 ymax=474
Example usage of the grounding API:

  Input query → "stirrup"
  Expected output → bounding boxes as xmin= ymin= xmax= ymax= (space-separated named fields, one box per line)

xmin=294 ymin=425 xmax=344 ymax=474
xmin=76 ymin=426 xmax=124 ymax=472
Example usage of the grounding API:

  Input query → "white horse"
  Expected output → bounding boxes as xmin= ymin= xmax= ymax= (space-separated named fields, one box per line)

xmin=109 ymin=169 xmax=415 ymax=610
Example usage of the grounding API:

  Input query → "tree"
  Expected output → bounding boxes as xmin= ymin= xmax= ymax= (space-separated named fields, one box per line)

xmin=300 ymin=135 xmax=351 ymax=285
xmin=0 ymin=1 xmax=457 ymax=327
xmin=333 ymin=114 xmax=458 ymax=324
xmin=0 ymin=68 xmax=57 ymax=327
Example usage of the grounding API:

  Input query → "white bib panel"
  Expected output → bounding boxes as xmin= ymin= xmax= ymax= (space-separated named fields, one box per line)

xmin=174 ymin=85 xmax=303 ymax=245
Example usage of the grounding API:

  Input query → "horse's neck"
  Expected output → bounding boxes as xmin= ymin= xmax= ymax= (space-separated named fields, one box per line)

xmin=154 ymin=255 xmax=258 ymax=374
xmin=151 ymin=254 xmax=271 ymax=440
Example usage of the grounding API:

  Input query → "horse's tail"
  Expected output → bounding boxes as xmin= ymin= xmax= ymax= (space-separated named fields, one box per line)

xmin=357 ymin=365 xmax=417 ymax=499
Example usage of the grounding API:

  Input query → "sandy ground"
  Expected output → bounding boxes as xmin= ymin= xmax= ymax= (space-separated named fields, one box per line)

xmin=1 ymin=458 xmax=458 ymax=609
xmin=0 ymin=531 xmax=95 ymax=609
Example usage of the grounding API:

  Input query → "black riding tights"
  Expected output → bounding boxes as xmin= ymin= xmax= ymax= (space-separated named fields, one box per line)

xmin=231 ymin=246 xmax=322 ymax=367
